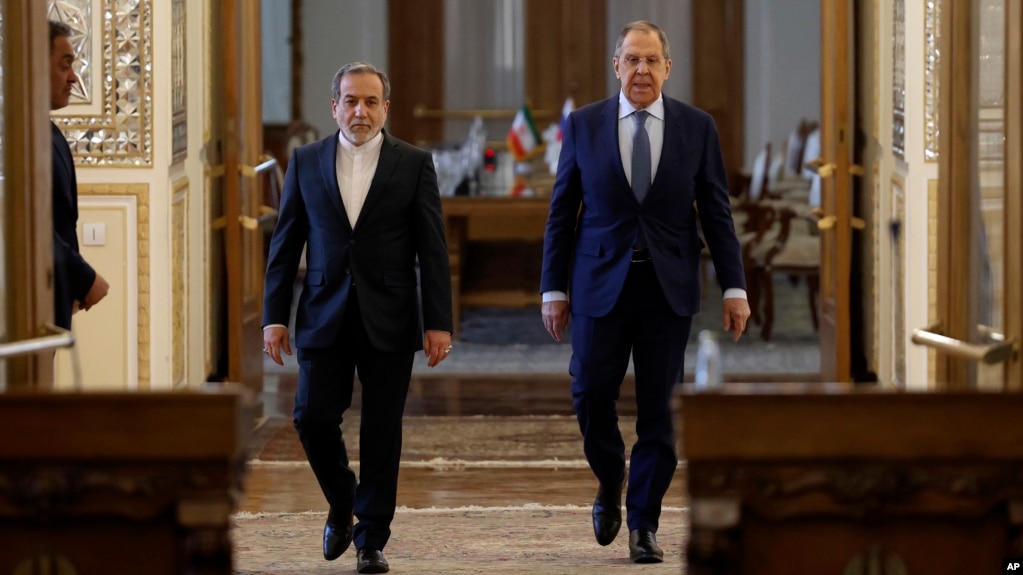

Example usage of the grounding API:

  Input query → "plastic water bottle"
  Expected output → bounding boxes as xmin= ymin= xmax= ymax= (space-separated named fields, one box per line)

xmin=694 ymin=330 xmax=723 ymax=391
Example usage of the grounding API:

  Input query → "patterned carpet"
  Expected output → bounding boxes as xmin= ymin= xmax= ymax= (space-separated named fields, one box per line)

xmin=250 ymin=415 xmax=632 ymax=463
xmin=233 ymin=507 xmax=687 ymax=574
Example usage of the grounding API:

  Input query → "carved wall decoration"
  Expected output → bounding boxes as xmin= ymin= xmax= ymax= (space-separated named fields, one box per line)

xmin=172 ymin=179 xmax=188 ymax=388
xmin=171 ymin=0 xmax=187 ymax=161
xmin=924 ymin=0 xmax=941 ymax=161
xmin=48 ymin=0 xmax=93 ymax=103
xmin=892 ymin=0 xmax=906 ymax=160
xmin=50 ymin=0 xmax=153 ymax=166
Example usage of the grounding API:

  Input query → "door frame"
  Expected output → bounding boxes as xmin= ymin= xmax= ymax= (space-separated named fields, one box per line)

xmin=816 ymin=0 xmax=855 ymax=382
xmin=1004 ymin=0 xmax=1023 ymax=388
xmin=2 ymin=0 xmax=57 ymax=387
xmin=219 ymin=0 xmax=265 ymax=393
xmin=935 ymin=0 xmax=1023 ymax=388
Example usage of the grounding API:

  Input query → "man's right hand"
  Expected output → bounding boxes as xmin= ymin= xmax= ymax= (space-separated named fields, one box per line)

xmin=263 ymin=325 xmax=292 ymax=366
xmin=80 ymin=272 xmax=110 ymax=311
xmin=542 ymin=300 xmax=570 ymax=342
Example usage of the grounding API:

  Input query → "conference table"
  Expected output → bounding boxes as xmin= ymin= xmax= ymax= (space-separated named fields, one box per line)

xmin=441 ymin=194 xmax=551 ymax=337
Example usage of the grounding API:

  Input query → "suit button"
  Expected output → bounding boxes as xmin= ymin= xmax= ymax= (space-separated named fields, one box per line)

xmin=345 ymin=268 xmax=351 ymax=275
xmin=350 ymin=239 xmax=356 ymax=245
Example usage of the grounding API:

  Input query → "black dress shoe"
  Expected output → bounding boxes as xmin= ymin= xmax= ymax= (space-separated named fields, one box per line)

xmin=357 ymin=548 xmax=390 ymax=574
xmin=323 ymin=507 xmax=353 ymax=561
xmin=629 ymin=529 xmax=664 ymax=563
xmin=591 ymin=481 xmax=624 ymax=546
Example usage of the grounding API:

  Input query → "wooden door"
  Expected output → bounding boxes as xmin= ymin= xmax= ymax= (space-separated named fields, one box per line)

xmin=1 ymin=0 xmax=63 ymax=388
xmin=217 ymin=0 xmax=265 ymax=393
xmin=914 ymin=0 xmax=1022 ymax=388
xmin=815 ymin=0 xmax=855 ymax=381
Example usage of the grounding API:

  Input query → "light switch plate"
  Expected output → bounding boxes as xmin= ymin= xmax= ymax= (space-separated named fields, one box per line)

xmin=82 ymin=222 xmax=106 ymax=246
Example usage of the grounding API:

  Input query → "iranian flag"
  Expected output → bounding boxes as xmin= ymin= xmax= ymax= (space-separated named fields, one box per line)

xmin=506 ymin=105 xmax=541 ymax=161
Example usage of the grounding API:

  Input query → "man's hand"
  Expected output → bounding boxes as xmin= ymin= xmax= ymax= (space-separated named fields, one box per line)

xmin=263 ymin=326 xmax=292 ymax=366
xmin=424 ymin=330 xmax=453 ymax=368
xmin=723 ymin=297 xmax=751 ymax=342
xmin=542 ymin=300 xmax=570 ymax=342
xmin=79 ymin=272 xmax=110 ymax=311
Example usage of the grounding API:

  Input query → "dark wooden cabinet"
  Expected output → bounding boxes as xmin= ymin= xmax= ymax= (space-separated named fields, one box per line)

xmin=678 ymin=384 xmax=1023 ymax=574
xmin=0 ymin=390 xmax=253 ymax=574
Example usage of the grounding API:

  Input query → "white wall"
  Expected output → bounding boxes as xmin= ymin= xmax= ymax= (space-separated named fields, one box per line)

xmin=744 ymin=0 xmax=820 ymax=168
xmin=302 ymin=0 xmax=388 ymax=138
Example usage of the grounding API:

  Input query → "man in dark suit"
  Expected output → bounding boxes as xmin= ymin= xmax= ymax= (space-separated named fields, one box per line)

xmin=262 ymin=62 xmax=452 ymax=575
xmin=50 ymin=20 xmax=109 ymax=329
xmin=541 ymin=21 xmax=751 ymax=563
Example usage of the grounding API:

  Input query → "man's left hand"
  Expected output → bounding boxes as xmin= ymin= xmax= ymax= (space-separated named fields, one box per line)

xmin=424 ymin=330 xmax=453 ymax=368
xmin=723 ymin=297 xmax=751 ymax=342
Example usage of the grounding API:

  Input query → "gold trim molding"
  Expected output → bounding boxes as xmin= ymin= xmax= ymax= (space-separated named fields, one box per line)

xmin=172 ymin=178 xmax=188 ymax=388
xmin=78 ymin=183 xmax=150 ymax=388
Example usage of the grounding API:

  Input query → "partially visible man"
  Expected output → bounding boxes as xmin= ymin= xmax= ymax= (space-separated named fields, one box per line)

xmin=541 ymin=21 xmax=751 ymax=563
xmin=50 ymin=20 xmax=109 ymax=329
xmin=262 ymin=62 xmax=453 ymax=574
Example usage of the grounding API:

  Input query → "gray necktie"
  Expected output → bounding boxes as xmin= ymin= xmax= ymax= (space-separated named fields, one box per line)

xmin=631 ymin=110 xmax=651 ymax=203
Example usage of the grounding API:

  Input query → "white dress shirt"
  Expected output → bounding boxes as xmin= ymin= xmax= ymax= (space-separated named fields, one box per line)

xmin=337 ymin=130 xmax=384 ymax=228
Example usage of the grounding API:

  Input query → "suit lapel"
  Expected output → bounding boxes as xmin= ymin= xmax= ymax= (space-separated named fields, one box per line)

xmin=355 ymin=130 xmax=399 ymax=230
xmin=652 ymin=98 xmax=684 ymax=193
xmin=318 ymin=132 xmax=350 ymax=225
xmin=601 ymin=99 xmax=633 ymax=199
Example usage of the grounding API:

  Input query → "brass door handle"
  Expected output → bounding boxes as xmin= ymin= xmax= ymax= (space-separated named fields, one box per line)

xmin=911 ymin=323 xmax=1017 ymax=364
xmin=238 ymin=207 xmax=279 ymax=231
xmin=805 ymin=157 xmax=864 ymax=178
xmin=817 ymin=215 xmax=866 ymax=230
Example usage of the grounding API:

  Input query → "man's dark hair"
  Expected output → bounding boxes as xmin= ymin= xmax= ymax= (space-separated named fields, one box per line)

xmin=49 ymin=20 xmax=73 ymax=47
xmin=331 ymin=62 xmax=391 ymax=102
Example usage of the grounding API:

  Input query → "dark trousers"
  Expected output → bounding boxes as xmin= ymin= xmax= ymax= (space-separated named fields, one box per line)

xmin=293 ymin=286 xmax=414 ymax=551
xmin=569 ymin=261 xmax=692 ymax=533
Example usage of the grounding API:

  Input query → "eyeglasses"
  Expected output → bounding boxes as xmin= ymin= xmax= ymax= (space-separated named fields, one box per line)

xmin=620 ymin=55 xmax=665 ymax=69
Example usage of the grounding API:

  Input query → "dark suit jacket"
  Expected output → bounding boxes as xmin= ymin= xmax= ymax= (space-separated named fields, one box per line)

xmin=51 ymin=121 xmax=96 ymax=329
xmin=262 ymin=130 xmax=452 ymax=352
xmin=541 ymin=96 xmax=745 ymax=318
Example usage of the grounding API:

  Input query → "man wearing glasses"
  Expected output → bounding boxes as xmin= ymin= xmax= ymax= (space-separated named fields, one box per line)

xmin=541 ymin=20 xmax=750 ymax=563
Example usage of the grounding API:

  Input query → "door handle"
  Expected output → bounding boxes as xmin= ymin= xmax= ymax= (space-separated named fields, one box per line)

xmin=817 ymin=215 xmax=866 ymax=230
xmin=238 ymin=206 xmax=279 ymax=231
xmin=0 ymin=324 xmax=75 ymax=359
xmin=911 ymin=323 xmax=1017 ymax=364
xmin=805 ymin=157 xmax=865 ymax=178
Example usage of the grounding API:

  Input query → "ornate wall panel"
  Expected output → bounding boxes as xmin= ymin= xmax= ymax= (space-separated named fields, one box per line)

xmin=892 ymin=0 xmax=906 ymax=160
xmin=79 ymin=184 xmax=149 ymax=388
xmin=50 ymin=0 xmax=153 ymax=166
xmin=171 ymin=0 xmax=187 ymax=161
xmin=48 ymin=1 xmax=93 ymax=103
xmin=925 ymin=0 xmax=941 ymax=161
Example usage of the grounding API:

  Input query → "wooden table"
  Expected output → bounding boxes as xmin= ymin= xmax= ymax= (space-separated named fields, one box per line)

xmin=442 ymin=196 xmax=550 ymax=336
